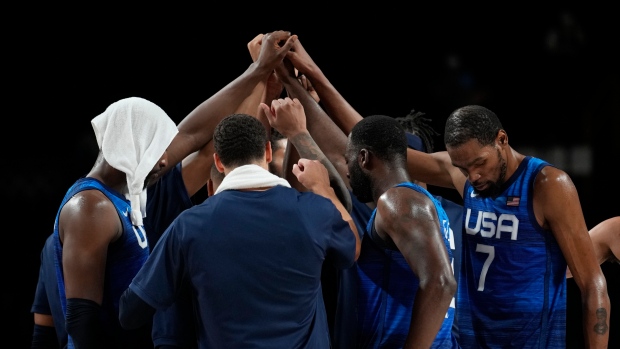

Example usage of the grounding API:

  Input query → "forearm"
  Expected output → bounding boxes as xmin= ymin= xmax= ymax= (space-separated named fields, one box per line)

xmin=235 ymin=81 xmax=266 ymax=117
xmin=65 ymin=298 xmax=105 ymax=349
xmin=581 ymin=278 xmax=610 ymax=348
xmin=287 ymin=131 xmax=352 ymax=212
xmin=281 ymin=74 xmax=349 ymax=183
xmin=31 ymin=323 xmax=57 ymax=349
xmin=175 ymin=63 xmax=272 ymax=156
xmin=302 ymin=68 xmax=363 ymax=135
xmin=404 ymin=282 xmax=455 ymax=349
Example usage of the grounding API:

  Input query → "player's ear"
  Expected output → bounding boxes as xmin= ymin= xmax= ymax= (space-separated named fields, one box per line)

xmin=265 ymin=141 xmax=273 ymax=164
xmin=214 ymin=153 xmax=225 ymax=173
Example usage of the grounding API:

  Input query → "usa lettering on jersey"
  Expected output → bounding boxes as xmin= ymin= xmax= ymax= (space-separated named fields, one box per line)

xmin=464 ymin=209 xmax=519 ymax=240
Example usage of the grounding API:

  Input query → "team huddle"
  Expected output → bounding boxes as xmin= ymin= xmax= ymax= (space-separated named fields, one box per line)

xmin=30 ymin=30 xmax=616 ymax=349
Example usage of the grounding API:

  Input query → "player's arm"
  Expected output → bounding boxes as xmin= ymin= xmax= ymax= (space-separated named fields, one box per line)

xmin=286 ymin=38 xmax=363 ymax=135
xmin=277 ymin=56 xmax=351 ymax=192
xmin=181 ymin=140 xmax=216 ymax=197
xmin=536 ymin=166 xmax=610 ymax=347
xmin=375 ymin=188 xmax=457 ymax=349
xmin=567 ymin=216 xmax=620 ymax=278
xmin=164 ymin=31 xmax=297 ymax=174
xmin=261 ymin=95 xmax=352 ymax=212
xmin=32 ymin=313 xmax=57 ymax=349
xmin=60 ymin=190 xmax=122 ymax=348
xmin=405 ymin=149 xmax=465 ymax=196
xmin=589 ymin=216 xmax=620 ymax=265
xmin=292 ymin=158 xmax=360 ymax=260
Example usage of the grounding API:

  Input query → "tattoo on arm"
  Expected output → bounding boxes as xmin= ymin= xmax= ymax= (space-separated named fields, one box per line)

xmin=289 ymin=132 xmax=353 ymax=212
xmin=593 ymin=308 xmax=608 ymax=335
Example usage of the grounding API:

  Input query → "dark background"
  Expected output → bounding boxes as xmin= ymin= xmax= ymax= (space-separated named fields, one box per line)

xmin=6 ymin=6 xmax=618 ymax=348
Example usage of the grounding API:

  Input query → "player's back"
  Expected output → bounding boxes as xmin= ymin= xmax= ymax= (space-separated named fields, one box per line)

xmin=173 ymin=185 xmax=357 ymax=348
xmin=458 ymin=156 xmax=567 ymax=348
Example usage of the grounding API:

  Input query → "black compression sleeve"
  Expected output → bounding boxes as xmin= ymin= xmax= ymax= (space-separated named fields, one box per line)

xmin=65 ymin=298 xmax=104 ymax=349
xmin=31 ymin=324 xmax=57 ymax=349
xmin=118 ymin=287 xmax=156 ymax=330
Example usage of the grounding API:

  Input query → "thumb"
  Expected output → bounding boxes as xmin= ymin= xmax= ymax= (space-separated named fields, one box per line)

xmin=292 ymin=163 xmax=301 ymax=177
xmin=259 ymin=103 xmax=273 ymax=118
xmin=281 ymin=34 xmax=298 ymax=52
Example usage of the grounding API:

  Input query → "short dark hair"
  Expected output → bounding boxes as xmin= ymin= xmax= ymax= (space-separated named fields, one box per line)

xmin=395 ymin=108 xmax=439 ymax=153
xmin=444 ymin=105 xmax=503 ymax=148
xmin=350 ymin=114 xmax=407 ymax=162
xmin=214 ymin=113 xmax=268 ymax=167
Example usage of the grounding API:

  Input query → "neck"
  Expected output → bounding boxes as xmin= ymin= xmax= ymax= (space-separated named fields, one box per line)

xmin=506 ymin=147 xmax=526 ymax=179
xmin=371 ymin=167 xmax=411 ymax=202
xmin=86 ymin=158 xmax=127 ymax=193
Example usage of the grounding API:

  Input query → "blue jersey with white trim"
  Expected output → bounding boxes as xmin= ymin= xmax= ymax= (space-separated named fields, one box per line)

xmin=457 ymin=156 xmax=567 ymax=348
xmin=356 ymin=181 xmax=459 ymax=348
xmin=52 ymin=177 xmax=150 ymax=348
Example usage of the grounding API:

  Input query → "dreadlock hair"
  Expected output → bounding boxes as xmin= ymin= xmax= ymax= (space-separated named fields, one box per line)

xmin=444 ymin=105 xmax=503 ymax=148
xmin=394 ymin=108 xmax=439 ymax=153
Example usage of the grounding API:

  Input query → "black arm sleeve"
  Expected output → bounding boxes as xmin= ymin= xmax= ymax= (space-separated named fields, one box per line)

xmin=31 ymin=324 xmax=57 ymax=349
xmin=65 ymin=298 xmax=104 ymax=349
xmin=118 ymin=287 xmax=156 ymax=330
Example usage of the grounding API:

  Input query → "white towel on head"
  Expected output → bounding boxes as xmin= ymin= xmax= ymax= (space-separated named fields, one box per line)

xmin=91 ymin=97 xmax=178 ymax=226
xmin=214 ymin=164 xmax=291 ymax=195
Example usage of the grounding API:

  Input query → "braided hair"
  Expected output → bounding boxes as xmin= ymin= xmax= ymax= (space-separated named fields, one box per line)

xmin=394 ymin=109 xmax=439 ymax=153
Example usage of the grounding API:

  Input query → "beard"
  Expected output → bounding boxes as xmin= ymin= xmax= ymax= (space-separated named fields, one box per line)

xmin=475 ymin=151 xmax=507 ymax=198
xmin=349 ymin=163 xmax=374 ymax=203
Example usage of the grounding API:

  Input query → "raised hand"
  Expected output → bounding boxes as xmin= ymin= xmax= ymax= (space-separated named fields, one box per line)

xmin=247 ymin=33 xmax=263 ymax=62
xmin=260 ymin=97 xmax=307 ymax=139
xmin=286 ymin=39 xmax=319 ymax=77
xmin=255 ymin=31 xmax=297 ymax=73
xmin=298 ymin=74 xmax=319 ymax=103
xmin=292 ymin=158 xmax=331 ymax=193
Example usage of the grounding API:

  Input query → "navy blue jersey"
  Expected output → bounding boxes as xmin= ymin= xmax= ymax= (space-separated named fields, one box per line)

xmin=144 ymin=163 xmax=197 ymax=348
xmin=128 ymin=185 xmax=357 ymax=349
xmin=434 ymin=195 xmax=463 ymax=341
xmin=457 ymin=156 xmax=567 ymax=348
xmin=31 ymin=235 xmax=68 ymax=348
xmin=145 ymin=163 xmax=193 ymax=248
xmin=51 ymin=177 xmax=151 ymax=348
xmin=325 ymin=191 xmax=374 ymax=349
xmin=32 ymin=164 xmax=194 ymax=348
xmin=356 ymin=182 xmax=459 ymax=349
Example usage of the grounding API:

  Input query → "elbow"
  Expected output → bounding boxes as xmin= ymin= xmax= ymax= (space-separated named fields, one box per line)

xmin=578 ymin=273 xmax=610 ymax=309
xmin=118 ymin=289 xmax=155 ymax=330
xmin=421 ymin=270 xmax=457 ymax=301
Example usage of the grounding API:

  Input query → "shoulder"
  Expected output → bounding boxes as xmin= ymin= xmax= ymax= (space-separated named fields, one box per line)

xmin=59 ymin=189 xmax=121 ymax=241
xmin=533 ymin=165 xmax=577 ymax=197
xmin=377 ymin=186 xmax=438 ymax=222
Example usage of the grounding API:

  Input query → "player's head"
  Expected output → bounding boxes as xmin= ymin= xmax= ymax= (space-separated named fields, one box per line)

xmin=346 ymin=114 xmax=407 ymax=203
xmin=213 ymin=113 xmax=270 ymax=170
xmin=269 ymin=129 xmax=288 ymax=178
xmin=444 ymin=105 xmax=508 ymax=197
